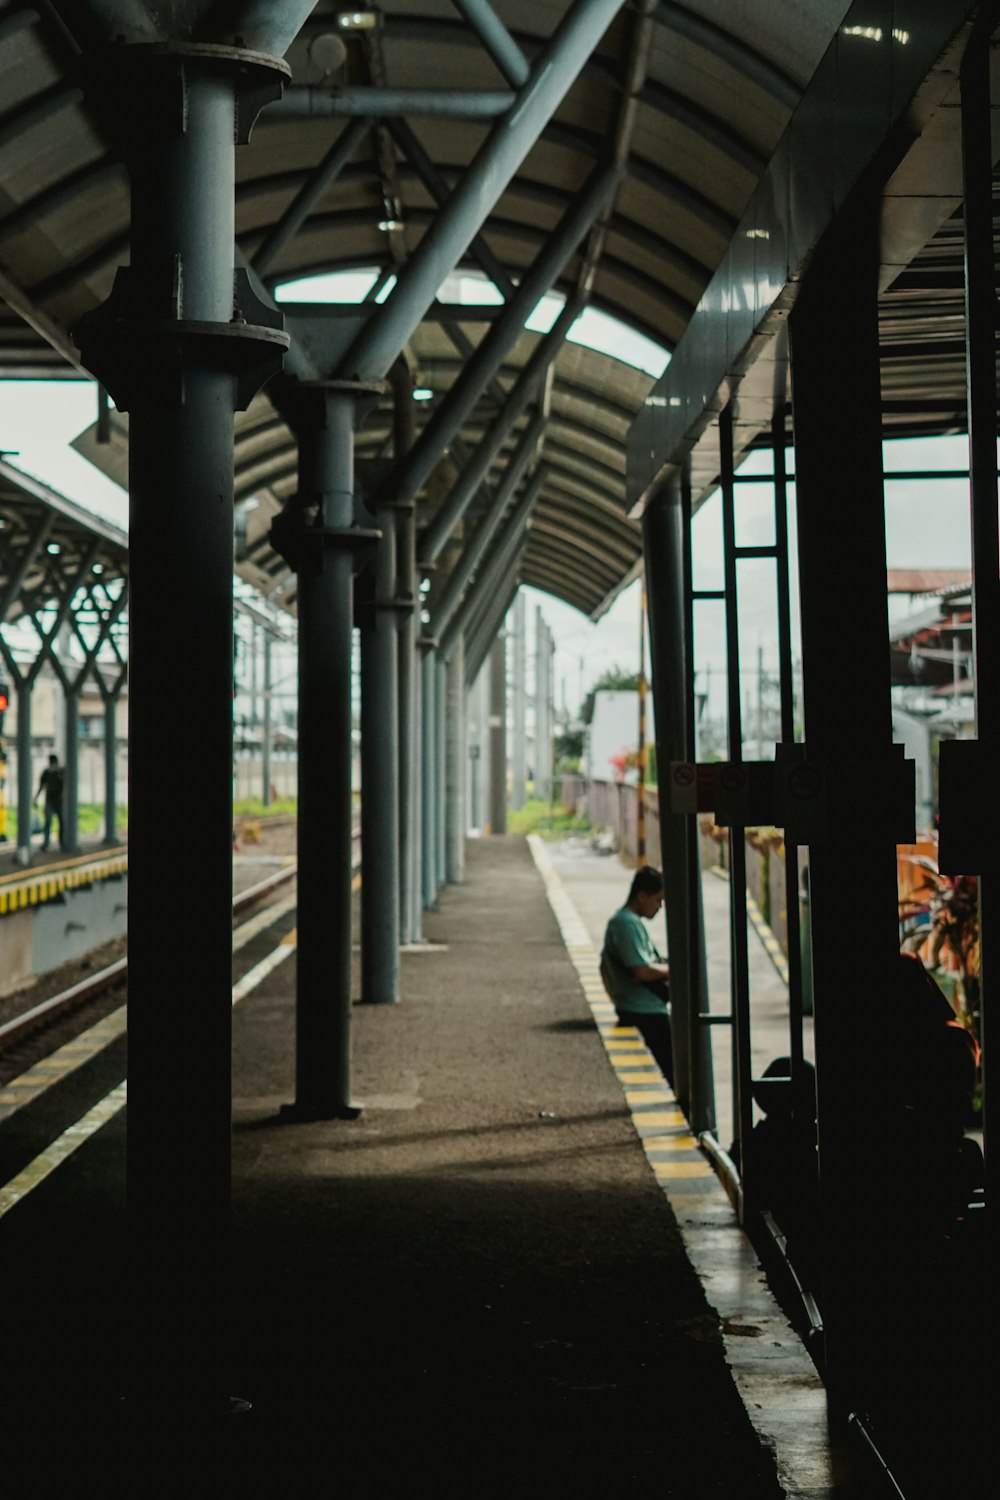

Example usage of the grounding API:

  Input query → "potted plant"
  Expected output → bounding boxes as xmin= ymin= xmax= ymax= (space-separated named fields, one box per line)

xmin=899 ymin=854 xmax=981 ymax=1048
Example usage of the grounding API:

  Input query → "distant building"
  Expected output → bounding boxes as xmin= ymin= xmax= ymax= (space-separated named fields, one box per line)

xmin=585 ymin=689 xmax=640 ymax=784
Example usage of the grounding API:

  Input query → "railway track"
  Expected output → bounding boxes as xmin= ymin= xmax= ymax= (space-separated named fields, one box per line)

xmin=0 ymin=861 xmax=298 ymax=1056
xmin=0 ymin=862 xmax=302 ymax=1222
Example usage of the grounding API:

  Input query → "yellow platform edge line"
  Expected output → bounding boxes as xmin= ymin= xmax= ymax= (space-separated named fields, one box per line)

xmin=526 ymin=834 xmax=731 ymax=1207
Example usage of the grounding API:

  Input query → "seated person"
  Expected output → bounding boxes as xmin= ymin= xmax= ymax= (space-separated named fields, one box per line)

xmin=744 ymin=1057 xmax=821 ymax=1291
xmin=600 ymin=865 xmax=673 ymax=1083
xmin=888 ymin=952 xmax=982 ymax=1233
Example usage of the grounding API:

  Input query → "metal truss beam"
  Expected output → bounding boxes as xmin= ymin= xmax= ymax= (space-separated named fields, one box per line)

xmin=385 ymin=117 xmax=514 ymax=300
xmin=335 ymin=0 xmax=628 ymax=383
xmin=432 ymin=410 xmax=544 ymax=639
xmin=0 ymin=265 xmax=87 ymax=375
xmin=382 ymin=163 xmax=617 ymax=528
xmin=419 ymin=296 xmax=581 ymax=566
xmin=451 ymin=0 xmax=529 ymax=87
xmin=252 ymin=116 xmax=373 ymax=276
xmin=440 ymin=466 xmax=545 ymax=659
xmin=0 ymin=509 xmax=55 ymax=624
xmin=271 ymin=86 xmax=516 ymax=119
xmin=465 ymin=579 xmax=518 ymax=688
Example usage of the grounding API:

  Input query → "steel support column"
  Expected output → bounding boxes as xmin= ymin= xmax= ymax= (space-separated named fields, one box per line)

xmin=961 ymin=11 xmax=996 ymax=1189
xmin=511 ymin=591 xmax=527 ymax=810
xmin=283 ymin=383 xmax=378 ymax=1110
xmin=102 ymin=690 xmax=118 ymax=845
xmin=445 ymin=637 xmax=466 ymax=883
xmin=772 ymin=408 xmax=807 ymax=1085
xmin=436 ymin=655 xmax=448 ymax=888
xmin=15 ymin=681 xmax=31 ymax=859
xmin=535 ymin=609 xmax=551 ymax=802
xmin=63 ymin=687 xmax=79 ymax=854
xmin=421 ymin=643 xmax=438 ymax=908
xmin=719 ymin=405 xmax=753 ymax=1189
xmin=390 ymin=362 xmax=421 ymax=945
xmin=262 ymin=630 xmax=273 ymax=806
xmin=642 ymin=474 xmax=714 ymax=1131
xmin=360 ymin=500 xmax=401 ymax=1004
xmin=788 ymin=191 xmax=897 ymax=1410
xmin=397 ymin=504 xmax=423 ymax=944
xmin=72 ymin=32 xmax=292 ymax=1409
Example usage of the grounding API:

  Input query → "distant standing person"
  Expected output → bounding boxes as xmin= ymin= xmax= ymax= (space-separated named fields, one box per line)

xmin=35 ymin=752 xmax=64 ymax=851
xmin=600 ymin=864 xmax=673 ymax=1084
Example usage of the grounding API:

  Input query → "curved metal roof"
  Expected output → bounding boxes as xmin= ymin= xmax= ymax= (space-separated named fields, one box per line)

xmin=0 ymin=0 xmax=950 ymax=626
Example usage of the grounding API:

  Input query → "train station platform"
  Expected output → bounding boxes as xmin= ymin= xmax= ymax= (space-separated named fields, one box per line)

xmin=1 ymin=832 xmax=866 ymax=1496
xmin=228 ymin=833 xmax=851 ymax=1494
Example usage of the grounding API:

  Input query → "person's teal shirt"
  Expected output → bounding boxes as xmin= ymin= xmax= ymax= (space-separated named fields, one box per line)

xmin=601 ymin=905 xmax=667 ymax=1015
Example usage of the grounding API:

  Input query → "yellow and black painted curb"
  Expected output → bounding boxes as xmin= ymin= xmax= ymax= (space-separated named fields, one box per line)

xmin=528 ymin=835 xmax=716 ymax=1197
xmin=0 ymin=849 xmax=128 ymax=918
xmin=708 ymin=864 xmax=789 ymax=987
xmin=745 ymin=889 xmax=789 ymax=985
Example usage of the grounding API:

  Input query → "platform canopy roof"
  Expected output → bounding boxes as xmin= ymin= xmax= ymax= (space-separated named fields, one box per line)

xmin=0 ymin=1 xmax=988 ymax=621
xmin=0 ymin=458 xmax=127 ymax=702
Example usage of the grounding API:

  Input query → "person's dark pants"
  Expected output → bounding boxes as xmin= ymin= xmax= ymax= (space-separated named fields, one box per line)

xmin=42 ymin=800 xmax=63 ymax=850
xmin=617 ymin=1007 xmax=674 ymax=1086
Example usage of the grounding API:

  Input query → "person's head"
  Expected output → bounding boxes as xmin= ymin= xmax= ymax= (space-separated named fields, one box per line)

xmin=628 ymin=864 xmax=663 ymax=918
xmin=48 ymin=753 xmax=58 ymax=766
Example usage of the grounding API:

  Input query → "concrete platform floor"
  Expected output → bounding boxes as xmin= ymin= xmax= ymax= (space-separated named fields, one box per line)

xmin=1 ymin=831 xmax=875 ymax=1496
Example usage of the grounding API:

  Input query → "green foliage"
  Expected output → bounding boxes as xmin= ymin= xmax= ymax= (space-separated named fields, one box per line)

xmin=234 ymin=796 xmax=297 ymax=818
xmin=593 ymin=667 xmax=641 ymax=692
xmin=508 ymin=798 xmax=590 ymax=838
xmin=581 ymin=667 xmax=641 ymax=724
xmin=76 ymin=804 xmax=129 ymax=835
xmin=554 ymin=727 xmax=584 ymax=766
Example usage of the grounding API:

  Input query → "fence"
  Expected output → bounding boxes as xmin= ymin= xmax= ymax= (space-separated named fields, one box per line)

xmin=583 ymin=777 xmax=796 ymax=954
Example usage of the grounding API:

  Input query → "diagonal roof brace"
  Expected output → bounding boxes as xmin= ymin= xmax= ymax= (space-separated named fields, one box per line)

xmin=270 ymin=86 xmax=517 ymax=119
xmin=252 ymin=115 xmax=373 ymax=277
xmin=450 ymin=0 xmax=530 ymax=88
xmin=0 ymin=509 xmax=55 ymax=625
xmin=419 ymin=296 xmax=582 ymax=566
xmin=386 ymin=117 xmax=514 ymax=300
xmin=376 ymin=162 xmax=619 ymax=522
xmin=431 ymin=409 xmax=545 ymax=639
xmin=335 ymin=0 xmax=629 ymax=383
xmin=439 ymin=465 xmax=546 ymax=659
xmin=465 ymin=576 xmax=520 ymax=687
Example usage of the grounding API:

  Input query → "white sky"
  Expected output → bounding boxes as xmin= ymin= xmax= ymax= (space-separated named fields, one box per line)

xmin=0 ymin=373 xmax=975 ymax=728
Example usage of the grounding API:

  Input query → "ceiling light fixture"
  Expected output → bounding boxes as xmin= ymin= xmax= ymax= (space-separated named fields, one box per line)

xmin=337 ymin=11 xmax=380 ymax=31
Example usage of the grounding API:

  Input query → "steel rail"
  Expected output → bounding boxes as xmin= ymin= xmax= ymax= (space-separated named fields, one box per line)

xmin=0 ymin=853 xmax=325 ymax=1052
